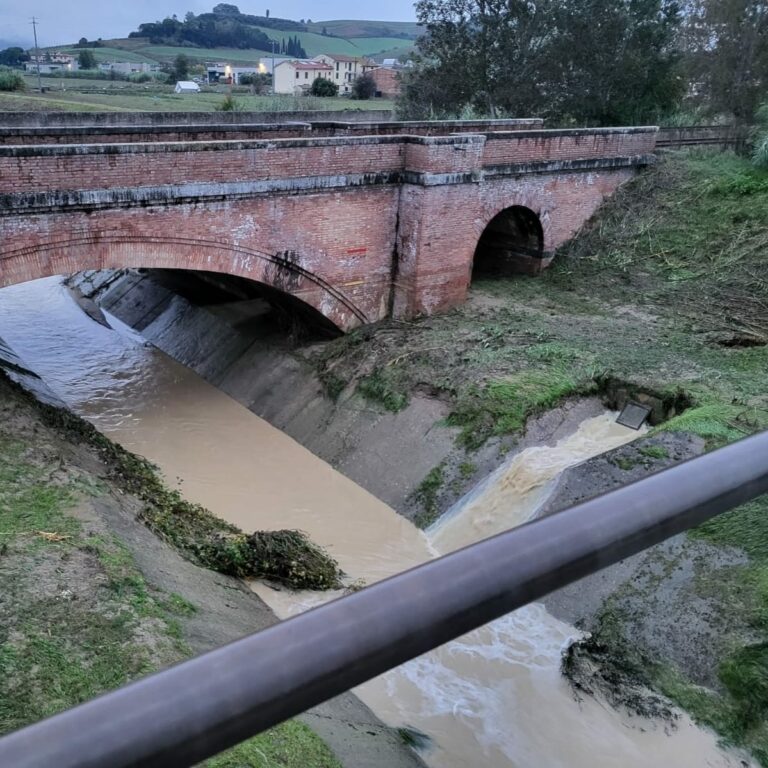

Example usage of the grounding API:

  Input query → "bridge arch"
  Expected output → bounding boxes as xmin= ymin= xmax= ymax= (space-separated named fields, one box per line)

xmin=472 ymin=205 xmax=547 ymax=279
xmin=0 ymin=235 xmax=369 ymax=332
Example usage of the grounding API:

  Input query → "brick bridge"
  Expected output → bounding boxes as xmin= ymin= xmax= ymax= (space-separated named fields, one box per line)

xmin=0 ymin=116 xmax=657 ymax=331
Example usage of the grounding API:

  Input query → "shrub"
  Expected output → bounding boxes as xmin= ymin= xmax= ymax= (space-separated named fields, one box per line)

xmin=0 ymin=69 xmax=25 ymax=92
xmin=351 ymin=73 xmax=376 ymax=100
xmin=215 ymin=93 xmax=243 ymax=112
xmin=310 ymin=77 xmax=338 ymax=97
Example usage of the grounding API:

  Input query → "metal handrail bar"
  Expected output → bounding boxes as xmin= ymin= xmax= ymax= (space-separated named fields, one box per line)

xmin=2 ymin=430 xmax=768 ymax=768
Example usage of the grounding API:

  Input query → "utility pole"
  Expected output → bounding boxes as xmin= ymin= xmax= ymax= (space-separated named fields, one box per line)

xmin=271 ymin=39 xmax=276 ymax=95
xmin=30 ymin=16 xmax=42 ymax=93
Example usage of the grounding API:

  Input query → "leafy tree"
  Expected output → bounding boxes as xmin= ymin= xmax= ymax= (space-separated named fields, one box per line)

xmin=213 ymin=3 xmax=240 ymax=15
xmin=401 ymin=0 xmax=684 ymax=124
xmin=550 ymin=0 xmax=684 ymax=124
xmin=310 ymin=77 xmax=339 ymax=97
xmin=682 ymin=0 xmax=768 ymax=121
xmin=77 ymin=37 xmax=88 ymax=47
xmin=351 ymin=73 xmax=376 ymax=100
xmin=77 ymin=49 xmax=97 ymax=69
xmin=0 ymin=47 xmax=29 ymax=67
xmin=172 ymin=53 xmax=190 ymax=80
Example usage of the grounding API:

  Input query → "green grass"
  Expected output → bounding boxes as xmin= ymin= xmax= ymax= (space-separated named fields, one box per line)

xmin=637 ymin=444 xmax=670 ymax=460
xmin=357 ymin=368 xmax=409 ymax=412
xmin=307 ymin=20 xmax=422 ymax=39
xmin=0 ymin=85 xmax=393 ymax=113
xmin=138 ymin=45 xmax=267 ymax=64
xmin=206 ymin=721 xmax=340 ymax=768
xmin=447 ymin=368 xmax=589 ymax=449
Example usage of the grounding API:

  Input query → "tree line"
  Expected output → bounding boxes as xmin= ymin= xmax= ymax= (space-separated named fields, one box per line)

xmin=399 ymin=0 xmax=768 ymax=125
xmin=129 ymin=5 xmax=306 ymax=55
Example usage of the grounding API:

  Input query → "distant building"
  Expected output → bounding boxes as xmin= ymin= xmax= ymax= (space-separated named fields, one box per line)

xmin=25 ymin=52 xmax=78 ymax=74
xmin=370 ymin=67 xmax=401 ymax=99
xmin=174 ymin=81 xmax=200 ymax=94
xmin=312 ymin=54 xmax=377 ymax=95
xmin=274 ymin=60 xmax=334 ymax=95
xmin=99 ymin=62 xmax=159 ymax=75
xmin=206 ymin=63 xmax=266 ymax=85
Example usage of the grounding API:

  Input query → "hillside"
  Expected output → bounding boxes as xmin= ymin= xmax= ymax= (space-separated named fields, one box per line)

xmin=37 ymin=6 xmax=418 ymax=66
xmin=308 ymin=20 xmax=422 ymax=39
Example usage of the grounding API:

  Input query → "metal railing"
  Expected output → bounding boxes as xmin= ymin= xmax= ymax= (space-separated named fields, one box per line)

xmin=2 ymin=431 xmax=768 ymax=768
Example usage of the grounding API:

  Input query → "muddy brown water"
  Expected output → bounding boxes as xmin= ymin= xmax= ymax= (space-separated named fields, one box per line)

xmin=0 ymin=277 xmax=752 ymax=768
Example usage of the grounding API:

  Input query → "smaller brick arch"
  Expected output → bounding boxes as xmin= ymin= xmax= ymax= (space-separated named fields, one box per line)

xmin=0 ymin=235 xmax=369 ymax=332
xmin=473 ymin=205 xmax=546 ymax=278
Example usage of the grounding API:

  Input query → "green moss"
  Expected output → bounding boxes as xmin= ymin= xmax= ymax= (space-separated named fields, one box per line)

xmin=637 ymin=445 xmax=669 ymax=460
xmin=413 ymin=464 xmax=445 ymax=529
xmin=612 ymin=456 xmax=640 ymax=471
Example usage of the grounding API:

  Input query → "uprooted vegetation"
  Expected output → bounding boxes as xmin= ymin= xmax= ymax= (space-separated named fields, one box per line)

xmin=307 ymin=150 xmax=768 ymax=763
xmin=1 ymin=371 xmax=343 ymax=591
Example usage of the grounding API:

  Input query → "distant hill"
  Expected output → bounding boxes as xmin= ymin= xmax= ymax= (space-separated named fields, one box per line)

xmin=36 ymin=6 xmax=419 ymax=67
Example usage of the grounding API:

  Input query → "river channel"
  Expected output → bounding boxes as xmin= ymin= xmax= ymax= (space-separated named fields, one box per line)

xmin=0 ymin=276 xmax=749 ymax=767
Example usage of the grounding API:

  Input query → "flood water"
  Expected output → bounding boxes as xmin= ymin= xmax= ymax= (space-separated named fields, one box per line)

xmin=0 ymin=276 xmax=750 ymax=768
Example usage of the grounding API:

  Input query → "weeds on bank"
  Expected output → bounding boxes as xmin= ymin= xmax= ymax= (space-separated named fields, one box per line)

xmin=0 ymin=372 xmax=343 ymax=591
xmin=413 ymin=464 xmax=445 ymax=529
xmin=448 ymin=368 xmax=590 ymax=449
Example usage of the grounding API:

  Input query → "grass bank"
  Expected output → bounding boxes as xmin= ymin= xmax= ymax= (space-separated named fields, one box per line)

xmin=309 ymin=150 xmax=768 ymax=761
xmin=0 ymin=375 xmax=340 ymax=766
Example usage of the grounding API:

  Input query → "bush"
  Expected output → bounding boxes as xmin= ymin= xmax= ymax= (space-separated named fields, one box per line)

xmin=0 ymin=69 xmax=25 ymax=92
xmin=351 ymin=73 xmax=376 ymax=100
xmin=215 ymin=93 xmax=243 ymax=112
xmin=310 ymin=77 xmax=338 ymax=97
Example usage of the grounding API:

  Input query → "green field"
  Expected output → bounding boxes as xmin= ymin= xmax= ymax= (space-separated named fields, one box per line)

xmin=308 ymin=20 xmax=422 ymax=38
xmin=251 ymin=27 xmax=411 ymax=57
xmin=56 ymin=46 xmax=160 ymax=64
xmin=0 ymin=85 xmax=394 ymax=114
xmin=138 ymin=45 xmax=267 ymax=65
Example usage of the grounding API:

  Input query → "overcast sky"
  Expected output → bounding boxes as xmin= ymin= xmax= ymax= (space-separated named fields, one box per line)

xmin=0 ymin=1 xmax=417 ymax=47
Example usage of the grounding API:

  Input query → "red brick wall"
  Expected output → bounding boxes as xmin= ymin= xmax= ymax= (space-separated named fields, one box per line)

xmin=393 ymin=167 xmax=637 ymax=318
xmin=0 ymin=188 xmax=398 ymax=331
xmin=370 ymin=68 xmax=401 ymax=99
xmin=482 ymin=130 xmax=657 ymax=167
xmin=0 ymin=127 xmax=656 ymax=329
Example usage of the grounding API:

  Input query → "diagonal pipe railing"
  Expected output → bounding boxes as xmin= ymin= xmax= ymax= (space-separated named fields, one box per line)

xmin=2 ymin=430 xmax=768 ymax=767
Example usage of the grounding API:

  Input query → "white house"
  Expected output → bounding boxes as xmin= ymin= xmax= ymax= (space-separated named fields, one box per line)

xmin=273 ymin=60 xmax=334 ymax=95
xmin=174 ymin=81 xmax=200 ymax=94
xmin=312 ymin=54 xmax=377 ymax=95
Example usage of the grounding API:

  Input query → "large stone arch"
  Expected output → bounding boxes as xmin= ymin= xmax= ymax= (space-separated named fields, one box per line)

xmin=0 ymin=234 xmax=369 ymax=332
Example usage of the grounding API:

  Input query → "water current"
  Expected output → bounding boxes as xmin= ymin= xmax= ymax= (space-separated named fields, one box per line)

xmin=0 ymin=277 xmax=750 ymax=768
